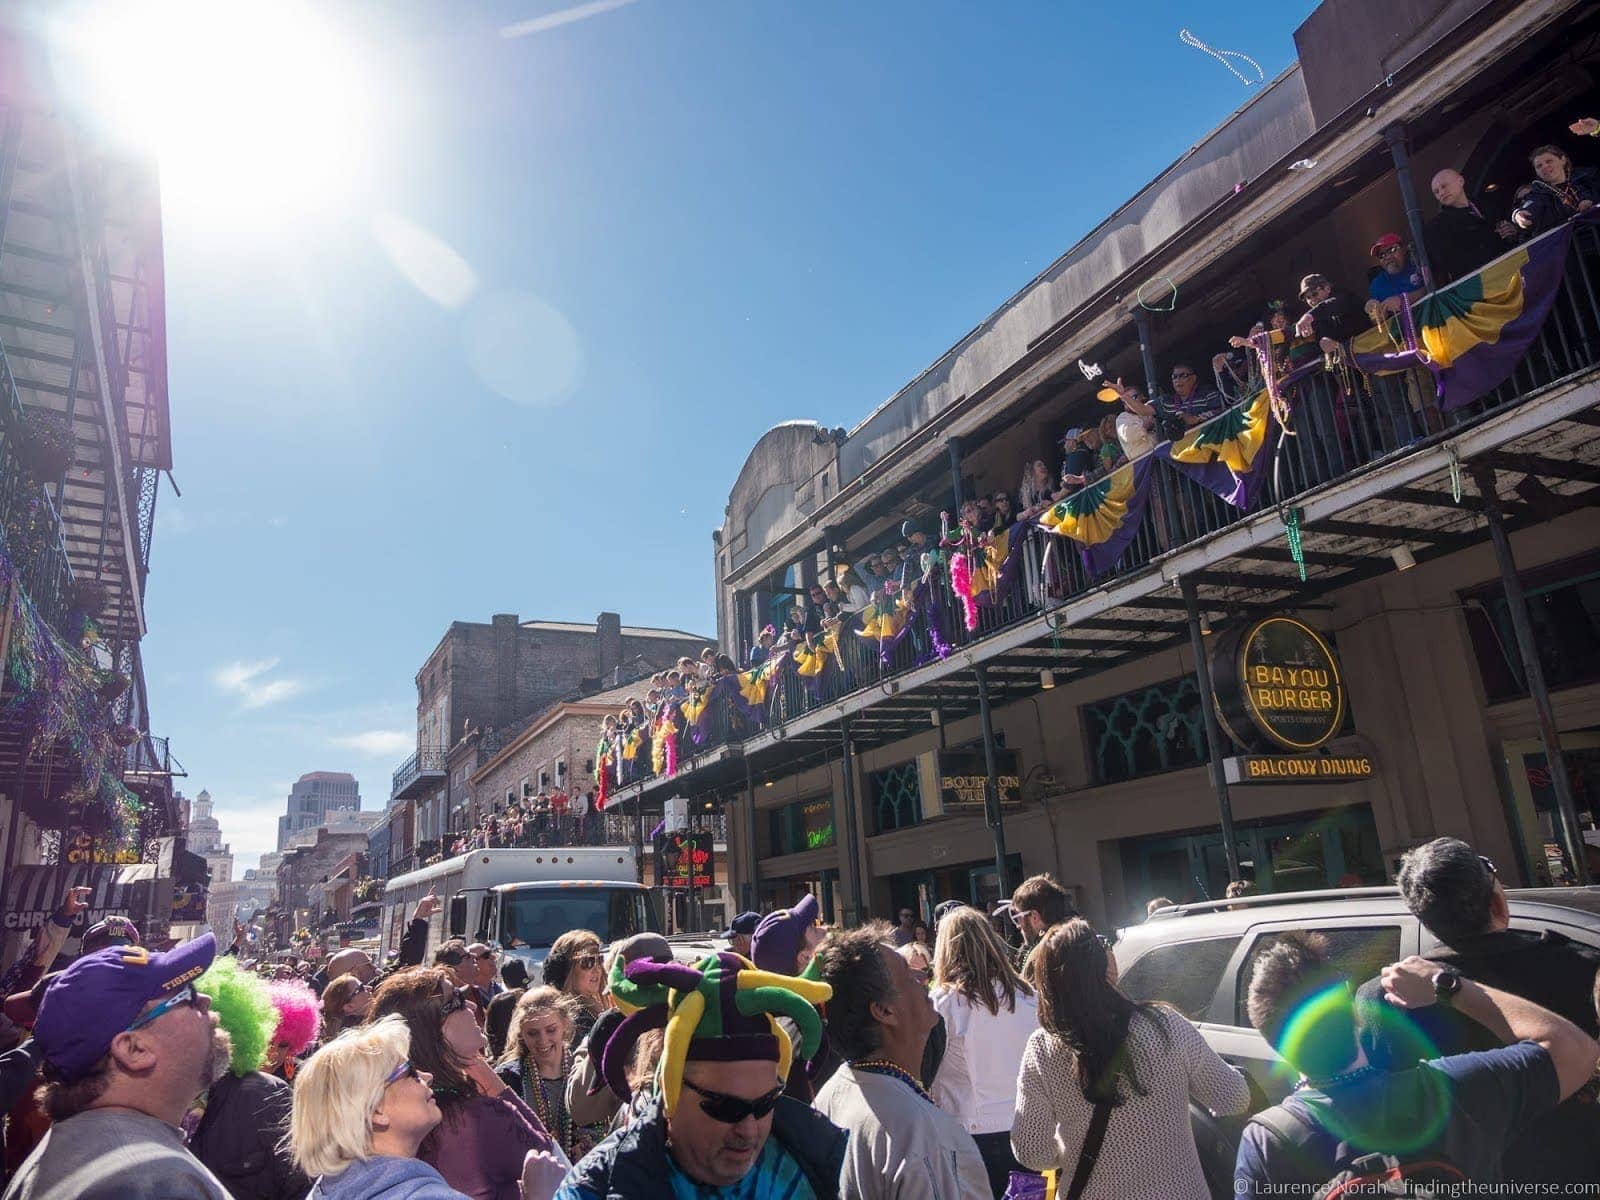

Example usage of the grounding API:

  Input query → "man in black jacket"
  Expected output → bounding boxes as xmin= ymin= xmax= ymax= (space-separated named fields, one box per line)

xmin=1425 ymin=169 xmax=1520 ymax=283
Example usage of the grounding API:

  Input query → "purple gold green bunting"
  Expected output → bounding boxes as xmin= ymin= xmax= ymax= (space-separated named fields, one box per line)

xmin=1164 ymin=387 xmax=1279 ymax=510
xmin=1352 ymin=212 xmax=1589 ymax=410
xmin=1037 ymin=455 xmax=1155 ymax=579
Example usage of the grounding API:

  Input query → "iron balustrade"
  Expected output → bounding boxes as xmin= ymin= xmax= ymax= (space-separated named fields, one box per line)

xmin=391 ymin=746 xmax=448 ymax=797
xmin=604 ymin=221 xmax=1600 ymax=796
xmin=0 ymin=344 xmax=75 ymax=637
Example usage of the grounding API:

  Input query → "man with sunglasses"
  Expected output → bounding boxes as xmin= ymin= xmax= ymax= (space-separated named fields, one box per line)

xmin=555 ymin=953 xmax=845 ymax=1200
xmin=4 ymin=933 xmax=232 ymax=1199
xmin=1352 ymin=837 xmax=1600 ymax=1186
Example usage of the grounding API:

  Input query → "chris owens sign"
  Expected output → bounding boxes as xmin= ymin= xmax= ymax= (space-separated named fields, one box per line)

xmin=1211 ymin=616 xmax=1346 ymax=753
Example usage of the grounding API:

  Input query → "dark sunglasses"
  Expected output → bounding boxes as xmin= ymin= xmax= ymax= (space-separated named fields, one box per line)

xmin=682 ymin=1078 xmax=785 ymax=1124
xmin=572 ymin=954 xmax=602 ymax=970
xmin=1171 ymin=371 xmax=1196 ymax=380
xmin=385 ymin=1058 xmax=421 ymax=1086
xmin=1479 ymin=855 xmax=1498 ymax=878
xmin=439 ymin=986 xmax=472 ymax=1017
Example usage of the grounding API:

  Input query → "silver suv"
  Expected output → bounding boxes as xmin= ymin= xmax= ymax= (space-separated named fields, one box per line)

xmin=1110 ymin=885 xmax=1600 ymax=1196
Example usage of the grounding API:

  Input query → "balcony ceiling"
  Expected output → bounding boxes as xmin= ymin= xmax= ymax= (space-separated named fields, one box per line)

xmin=0 ymin=95 xmax=168 ymax=646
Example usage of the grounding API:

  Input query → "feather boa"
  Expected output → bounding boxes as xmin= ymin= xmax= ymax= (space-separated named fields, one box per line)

xmin=664 ymin=728 xmax=679 ymax=778
xmin=949 ymin=552 xmax=979 ymax=631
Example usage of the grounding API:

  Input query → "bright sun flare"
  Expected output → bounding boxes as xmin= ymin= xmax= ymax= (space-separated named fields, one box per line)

xmin=49 ymin=0 xmax=374 ymax=228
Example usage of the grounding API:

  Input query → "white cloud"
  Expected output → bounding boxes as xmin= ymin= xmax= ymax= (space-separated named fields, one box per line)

xmin=372 ymin=212 xmax=478 ymax=309
xmin=209 ymin=799 xmax=285 ymax=874
xmin=331 ymin=730 xmax=413 ymax=757
xmin=500 ymin=0 xmax=638 ymax=40
xmin=212 ymin=658 xmax=303 ymax=709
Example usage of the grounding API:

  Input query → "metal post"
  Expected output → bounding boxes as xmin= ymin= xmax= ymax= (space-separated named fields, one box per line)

xmin=1472 ymin=466 xmax=1590 ymax=885
xmin=633 ymin=799 xmax=645 ymax=888
xmin=974 ymin=665 xmax=1012 ymax=894
xmin=687 ymin=810 xmax=698 ymax=932
xmin=837 ymin=720 xmax=865 ymax=925
xmin=946 ymin=436 xmax=964 ymax=509
xmin=1384 ymin=122 xmax=1435 ymax=290
xmin=1181 ymin=577 xmax=1241 ymax=884
xmin=744 ymin=762 xmax=761 ymax=910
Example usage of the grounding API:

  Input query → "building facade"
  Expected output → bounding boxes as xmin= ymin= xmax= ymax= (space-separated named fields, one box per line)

xmin=184 ymin=790 xmax=234 ymax=887
xmin=277 ymin=771 xmax=362 ymax=850
xmin=387 ymin=612 xmax=712 ymax=873
xmin=600 ymin=0 xmax=1600 ymax=931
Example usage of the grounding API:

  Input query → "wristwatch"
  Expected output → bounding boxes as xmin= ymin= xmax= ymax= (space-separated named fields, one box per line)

xmin=1432 ymin=968 xmax=1462 ymax=1004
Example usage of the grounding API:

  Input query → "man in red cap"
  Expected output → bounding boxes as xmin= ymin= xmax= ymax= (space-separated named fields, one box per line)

xmin=1365 ymin=232 xmax=1427 ymax=321
xmin=3 ymin=933 xmax=232 ymax=1199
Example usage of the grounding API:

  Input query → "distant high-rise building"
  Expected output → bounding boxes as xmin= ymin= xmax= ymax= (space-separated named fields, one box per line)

xmin=276 ymin=771 xmax=361 ymax=850
xmin=186 ymin=789 xmax=233 ymax=886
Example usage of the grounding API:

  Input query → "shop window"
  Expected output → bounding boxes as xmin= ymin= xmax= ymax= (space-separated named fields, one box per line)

xmin=870 ymin=761 xmax=922 ymax=833
xmin=1118 ymin=936 xmax=1241 ymax=1023
xmin=1084 ymin=676 xmax=1208 ymax=785
xmin=768 ymin=798 xmax=836 ymax=857
xmin=1464 ymin=555 xmax=1600 ymax=703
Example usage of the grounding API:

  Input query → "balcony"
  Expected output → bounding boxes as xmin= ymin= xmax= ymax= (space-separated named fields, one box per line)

xmin=606 ymin=215 xmax=1600 ymax=805
xmin=0 ymin=347 xmax=74 ymax=636
xmin=391 ymin=746 xmax=448 ymax=802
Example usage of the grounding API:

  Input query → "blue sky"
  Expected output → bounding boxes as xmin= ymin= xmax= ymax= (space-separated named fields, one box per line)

xmin=131 ymin=0 xmax=1318 ymax=869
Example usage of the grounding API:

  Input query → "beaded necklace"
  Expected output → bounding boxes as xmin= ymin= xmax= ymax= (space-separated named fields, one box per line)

xmin=849 ymin=1058 xmax=933 ymax=1105
xmin=520 ymin=1047 xmax=574 ymax=1154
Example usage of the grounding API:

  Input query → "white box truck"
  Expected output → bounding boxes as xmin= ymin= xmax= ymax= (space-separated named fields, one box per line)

xmin=381 ymin=847 xmax=662 ymax=981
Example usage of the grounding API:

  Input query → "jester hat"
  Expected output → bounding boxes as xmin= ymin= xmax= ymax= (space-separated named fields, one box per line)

xmin=595 ymin=950 xmax=831 ymax=1116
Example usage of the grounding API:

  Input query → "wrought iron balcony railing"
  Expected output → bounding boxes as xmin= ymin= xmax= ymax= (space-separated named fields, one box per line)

xmin=0 ymin=345 xmax=74 ymax=637
xmin=391 ymin=746 xmax=448 ymax=799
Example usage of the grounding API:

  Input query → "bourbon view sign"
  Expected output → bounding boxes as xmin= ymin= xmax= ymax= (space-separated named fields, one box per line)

xmin=1211 ymin=616 xmax=1346 ymax=753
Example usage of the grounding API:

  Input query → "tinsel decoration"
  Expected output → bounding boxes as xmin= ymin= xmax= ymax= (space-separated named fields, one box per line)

xmin=0 ymin=548 xmax=145 ymax=848
xmin=948 ymin=553 xmax=980 ymax=632
xmin=1283 ymin=506 xmax=1307 ymax=582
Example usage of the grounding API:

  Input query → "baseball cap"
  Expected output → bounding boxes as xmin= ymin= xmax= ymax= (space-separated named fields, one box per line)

xmin=1060 ymin=426 xmax=1085 ymax=444
xmin=722 ymin=911 xmax=761 ymax=939
xmin=900 ymin=519 xmax=920 ymax=538
xmin=33 ymin=931 xmax=217 ymax=1082
xmin=752 ymin=893 xmax=820 ymax=973
xmin=82 ymin=915 xmax=141 ymax=955
xmin=1369 ymin=232 xmax=1403 ymax=257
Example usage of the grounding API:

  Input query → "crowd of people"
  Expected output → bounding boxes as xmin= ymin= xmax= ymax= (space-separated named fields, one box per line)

xmin=1 ymin=833 xmax=1597 ymax=1199
xmin=451 ymin=789 xmax=598 ymax=856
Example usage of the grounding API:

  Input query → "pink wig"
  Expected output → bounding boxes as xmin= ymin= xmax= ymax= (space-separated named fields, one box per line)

xmin=266 ymin=979 xmax=321 ymax=1055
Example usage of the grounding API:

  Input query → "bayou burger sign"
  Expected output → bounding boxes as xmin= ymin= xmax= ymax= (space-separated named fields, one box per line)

xmin=1211 ymin=616 xmax=1346 ymax=753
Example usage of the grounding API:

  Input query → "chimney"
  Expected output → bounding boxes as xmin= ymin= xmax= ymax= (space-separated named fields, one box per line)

xmin=596 ymin=612 xmax=622 ymax=682
xmin=492 ymin=614 xmax=519 ymax=729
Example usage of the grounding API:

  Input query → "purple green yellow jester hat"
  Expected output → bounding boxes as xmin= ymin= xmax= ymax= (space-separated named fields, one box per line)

xmin=596 ymin=949 xmax=830 ymax=1115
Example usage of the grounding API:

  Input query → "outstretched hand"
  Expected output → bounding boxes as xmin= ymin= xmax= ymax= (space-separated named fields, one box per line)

xmin=521 ymin=1148 xmax=569 ymax=1200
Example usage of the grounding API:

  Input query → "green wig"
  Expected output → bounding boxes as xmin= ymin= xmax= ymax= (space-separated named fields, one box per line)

xmin=195 ymin=954 xmax=279 ymax=1076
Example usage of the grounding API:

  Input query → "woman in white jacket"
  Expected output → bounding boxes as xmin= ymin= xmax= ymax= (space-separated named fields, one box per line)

xmin=929 ymin=905 xmax=1040 ymax=1199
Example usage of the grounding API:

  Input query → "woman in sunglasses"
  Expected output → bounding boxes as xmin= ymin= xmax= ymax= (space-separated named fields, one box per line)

xmin=291 ymin=1013 xmax=485 ymax=1199
xmin=367 ymin=968 xmax=567 ymax=1200
xmin=264 ymin=978 xmax=321 ymax=1084
xmin=321 ymin=974 xmax=373 ymax=1045
xmin=541 ymin=931 xmax=606 ymax=1045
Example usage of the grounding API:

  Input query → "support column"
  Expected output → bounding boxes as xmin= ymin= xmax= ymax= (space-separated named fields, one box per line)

xmin=1181 ymin=577 xmax=1241 ymax=884
xmin=1384 ymin=122 xmax=1435 ymax=289
xmin=1472 ymin=466 xmax=1590 ymax=884
xmin=633 ymin=798 xmax=646 ymax=888
xmin=974 ymin=665 xmax=1013 ymax=894
xmin=742 ymin=762 xmax=760 ymax=911
xmin=837 ymin=720 xmax=866 ymax=926
xmin=946 ymin=436 xmax=964 ymax=510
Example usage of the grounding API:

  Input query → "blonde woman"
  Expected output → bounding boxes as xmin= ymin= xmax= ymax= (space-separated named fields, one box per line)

xmin=541 ymin=930 xmax=605 ymax=1044
xmin=321 ymin=974 xmax=373 ymax=1044
xmin=289 ymin=1014 xmax=456 ymax=1198
xmin=495 ymin=987 xmax=603 ymax=1162
xmin=930 ymin=906 xmax=1040 ymax=1199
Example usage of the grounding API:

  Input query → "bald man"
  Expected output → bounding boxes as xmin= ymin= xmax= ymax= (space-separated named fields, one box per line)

xmin=309 ymin=947 xmax=375 ymax=996
xmin=1425 ymin=168 xmax=1520 ymax=283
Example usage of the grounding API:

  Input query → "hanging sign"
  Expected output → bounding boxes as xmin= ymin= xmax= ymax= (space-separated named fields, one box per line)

xmin=655 ymin=831 xmax=712 ymax=889
xmin=1225 ymin=754 xmax=1374 ymax=784
xmin=1211 ymin=616 xmax=1346 ymax=753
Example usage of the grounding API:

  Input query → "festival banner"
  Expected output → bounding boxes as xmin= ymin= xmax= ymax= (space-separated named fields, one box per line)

xmin=1037 ymin=454 xmax=1155 ymax=579
xmin=733 ymin=657 xmax=776 ymax=726
xmin=1352 ymin=213 xmax=1591 ymax=410
xmin=1164 ymin=386 xmax=1279 ymax=510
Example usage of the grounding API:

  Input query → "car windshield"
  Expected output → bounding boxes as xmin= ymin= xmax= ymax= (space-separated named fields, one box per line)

xmin=499 ymin=888 xmax=661 ymax=950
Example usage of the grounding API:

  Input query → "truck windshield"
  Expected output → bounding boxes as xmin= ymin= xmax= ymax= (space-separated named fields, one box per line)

xmin=500 ymin=888 xmax=661 ymax=950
